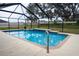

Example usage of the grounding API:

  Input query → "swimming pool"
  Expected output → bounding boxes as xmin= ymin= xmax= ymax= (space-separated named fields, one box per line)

xmin=4 ymin=29 xmax=67 ymax=47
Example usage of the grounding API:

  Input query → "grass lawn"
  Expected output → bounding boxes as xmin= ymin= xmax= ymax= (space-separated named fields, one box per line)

xmin=0 ymin=23 xmax=79 ymax=34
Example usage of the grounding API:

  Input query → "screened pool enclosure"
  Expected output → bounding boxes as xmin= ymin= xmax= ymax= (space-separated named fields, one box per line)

xmin=0 ymin=3 xmax=66 ymax=53
xmin=0 ymin=3 xmax=64 ymax=31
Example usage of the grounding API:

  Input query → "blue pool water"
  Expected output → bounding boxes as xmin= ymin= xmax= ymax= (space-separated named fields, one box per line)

xmin=4 ymin=30 xmax=67 ymax=46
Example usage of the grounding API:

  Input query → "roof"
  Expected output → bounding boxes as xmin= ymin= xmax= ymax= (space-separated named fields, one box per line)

xmin=0 ymin=19 xmax=7 ymax=23
xmin=39 ymin=17 xmax=63 ymax=22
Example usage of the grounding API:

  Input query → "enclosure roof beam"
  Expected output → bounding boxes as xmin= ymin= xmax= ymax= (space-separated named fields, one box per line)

xmin=0 ymin=9 xmax=24 ymax=15
xmin=35 ymin=3 xmax=49 ymax=19
xmin=0 ymin=3 xmax=20 ymax=8
xmin=0 ymin=3 xmax=39 ymax=19
xmin=20 ymin=3 xmax=39 ymax=19
xmin=0 ymin=9 xmax=31 ymax=20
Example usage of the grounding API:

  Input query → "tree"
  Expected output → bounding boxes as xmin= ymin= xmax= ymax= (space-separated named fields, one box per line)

xmin=27 ymin=3 xmax=79 ymax=21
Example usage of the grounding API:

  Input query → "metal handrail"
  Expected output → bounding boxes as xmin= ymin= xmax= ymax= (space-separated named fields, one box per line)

xmin=46 ymin=30 xmax=49 ymax=53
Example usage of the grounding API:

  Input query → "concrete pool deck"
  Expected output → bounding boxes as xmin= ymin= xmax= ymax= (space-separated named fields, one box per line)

xmin=0 ymin=31 xmax=79 ymax=56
